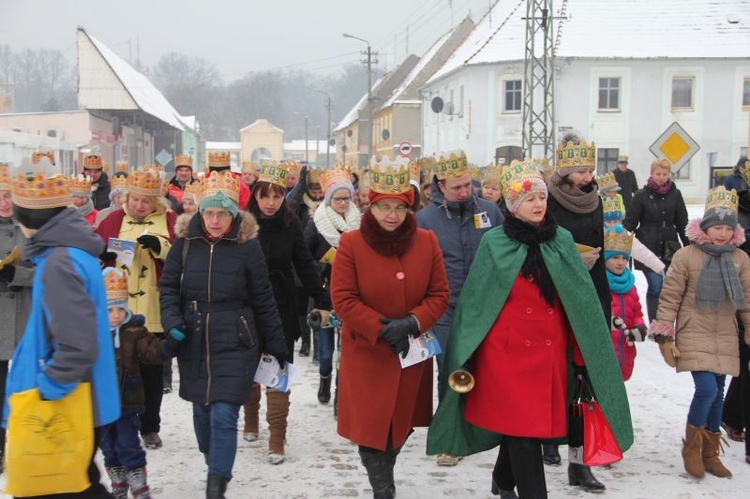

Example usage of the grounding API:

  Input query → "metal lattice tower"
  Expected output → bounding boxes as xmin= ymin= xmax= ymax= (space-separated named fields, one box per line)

xmin=522 ymin=0 xmax=555 ymax=162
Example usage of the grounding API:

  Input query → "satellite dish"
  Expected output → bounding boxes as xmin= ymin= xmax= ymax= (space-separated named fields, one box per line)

xmin=382 ymin=129 xmax=390 ymax=140
xmin=431 ymin=96 xmax=444 ymax=114
xmin=444 ymin=102 xmax=455 ymax=115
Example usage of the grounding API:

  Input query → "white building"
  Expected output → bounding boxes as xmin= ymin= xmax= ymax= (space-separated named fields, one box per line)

xmin=421 ymin=0 xmax=750 ymax=201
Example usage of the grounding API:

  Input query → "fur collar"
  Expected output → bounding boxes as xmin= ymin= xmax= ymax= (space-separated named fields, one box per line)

xmin=359 ymin=209 xmax=417 ymax=257
xmin=176 ymin=211 xmax=259 ymax=243
xmin=685 ymin=218 xmax=745 ymax=246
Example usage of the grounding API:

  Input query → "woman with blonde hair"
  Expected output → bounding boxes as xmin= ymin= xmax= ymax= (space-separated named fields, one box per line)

xmin=97 ymin=166 xmax=177 ymax=450
xmin=623 ymin=157 xmax=689 ymax=322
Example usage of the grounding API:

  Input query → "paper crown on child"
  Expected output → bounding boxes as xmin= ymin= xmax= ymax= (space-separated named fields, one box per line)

xmin=481 ymin=165 xmax=502 ymax=186
xmin=114 ymin=160 xmax=130 ymax=174
xmin=0 ymin=163 xmax=11 ymax=191
xmin=200 ymin=170 xmax=240 ymax=205
xmin=597 ymin=172 xmax=620 ymax=193
xmin=175 ymin=154 xmax=193 ymax=169
xmin=32 ymin=150 xmax=56 ymax=165
xmin=83 ymin=153 xmax=104 ymax=170
xmin=409 ymin=161 xmax=421 ymax=188
xmin=258 ymin=161 xmax=289 ymax=188
xmin=69 ymin=174 xmax=93 ymax=197
xmin=127 ymin=165 xmax=165 ymax=197
xmin=307 ymin=167 xmax=323 ymax=185
xmin=555 ymin=138 xmax=596 ymax=173
xmin=500 ymin=159 xmax=547 ymax=212
xmin=604 ymin=225 xmax=634 ymax=260
xmin=103 ymin=267 xmax=129 ymax=309
xmin=10 ymin=156 xmax=70 ymax=209
xmin=701 ymin=186 xmax=739 ymax=231
xmin=111 ymin=175 xmax=128 ymax=190
xmin=208 ymin=151 xmax=231 ymax=169
xmin=602 ymin=196 xmax=623 ymax=221
xmin=434 ymin=151 xmax=469 ymax=180
xmin=369 ymin=156 xmax=411 ymax=195
xmin=183 ymin=181 xmax=201 ymax=201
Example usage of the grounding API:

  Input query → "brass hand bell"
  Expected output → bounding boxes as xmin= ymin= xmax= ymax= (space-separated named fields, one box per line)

xmin=448 ymin=369 xmax=475 ymax=393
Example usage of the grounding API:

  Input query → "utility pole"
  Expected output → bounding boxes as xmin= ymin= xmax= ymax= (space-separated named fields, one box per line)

xmin=310 ymin=88 xmax=333 ymax=167
xmin=343 ymin=33 xmax=378 ymax=168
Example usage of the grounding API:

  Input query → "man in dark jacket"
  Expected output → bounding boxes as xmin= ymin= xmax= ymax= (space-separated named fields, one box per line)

xmin=83 ymin=153 xmax=112 ymax=211
xmin=166 ymin=154 xmax=198 ymax=206
xmin=723 ymin=156 xmax=749 ymax=192
xmin=613 ymin=155 xmax=638 ymax=210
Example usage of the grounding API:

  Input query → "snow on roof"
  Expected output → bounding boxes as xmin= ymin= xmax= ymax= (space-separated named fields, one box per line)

xmin=335 ymin=74 xmax=390 ymax=132
xmin=80 ymin=29 xmax=186 ymax=131
xmin=429 ymin=0 xmax=750 ymax=84
xmin=240 ymin=119 xmax=284 ymax=133
xmin=206 ymin=141 xmax=241 ymax=150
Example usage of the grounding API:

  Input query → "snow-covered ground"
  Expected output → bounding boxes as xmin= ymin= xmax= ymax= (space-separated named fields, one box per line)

xmin=3 ymin=205 xmax=749 ymax=498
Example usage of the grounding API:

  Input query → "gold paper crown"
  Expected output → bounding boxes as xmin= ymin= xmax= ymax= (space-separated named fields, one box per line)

xmin=321 ymin=165 xmax=352 ymax=193
xmin=208 ymin=151 xmax=230 ymax=168
xmin=555 ymin=139 xmax=596 ymax=171
xmin=409 ymin=162 xmax=420 ymax=184
xmin=602 ymin=196 xmax=622 ymax=217
xmin=705 ymin=186 xmax=738 ymax=214
xmin=103 ymin=268 xmax=129 ymax=304
xmin=84 ymin=154 xmax=104 ymax=170
xmin=201 ymin=170 xmax=240 ymax=204
xmin=500 ymin=159 xmax=544 ymax=199
xmin=435 ymin=151 xmax=469 ymax=180
xmin=0 ymin=163 xmax=10 ymax=191
xmin=127 ymin=166 xmax=165 ymax=197
xmin=481 ymin=165 xmax=502 ymax=185
xmin=32 ymin=151 xmax=56 ymax=165
xmin=10 ymin=158 xmax=70 ymax=209
xmin=69 ymin=174 xmax=93 ymax=197
xmin=604 ymin=228 xmax=634 ymax=255
xmin=111 ymin=175 xmax=128 ymax=189
xmin=258 ymin=161 xmax=289 ymax=188
xmin=739 ymin=160 xmax=750 ymax=185
xmin=183 ymin=181 xmax=201 ymax=200
xmin=369 ymin=156 xmax=411 ymax=195
xmin=285 ymin=161 xmax=302 ymax=174
xmin=175 ymin=154 xmax=193 ymax=168
xmin=597 ymin=172 xmax=620 ymax=192
xmin=307 ymin=167 xmax=323 ymax=185
xmin=469 ymin=165 xmax=482 ymax=182
xmin=115 ymin=160 xmax=130 ymax=173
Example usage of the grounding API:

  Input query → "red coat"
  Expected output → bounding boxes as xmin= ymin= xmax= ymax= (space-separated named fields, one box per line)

xmin=332 ymin=227 xmax=449 ymax=451
xmin=610 ymin=286 xmax=645 ymax=381
xmin=463 ymin=275 xmax=573 ymax=439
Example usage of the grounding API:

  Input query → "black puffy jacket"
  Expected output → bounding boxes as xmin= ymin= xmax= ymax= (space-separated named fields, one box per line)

xmin=160 ymin=212 xmax=286 ymax=406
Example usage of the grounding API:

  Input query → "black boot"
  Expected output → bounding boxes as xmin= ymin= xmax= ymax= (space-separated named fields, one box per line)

xmin=646 ymin=295 xmax=660 ymax=323
xmin=384 ymin=446 xmax=401 ymax=498
xmin=318 ymin=375 xmax=331 ymax=404
xmin=298 ymin=316 xmax=311 ymax=356
xmin=299 ymin=338 xmax=310 ymax=357
xmin=360 ymin=449 xmax=395 ymax=499
xmin=568 ymin=463 xmax=606 ymax=492
xmin=206 ymin=473 xmax=228 ymax=499
xmin=491 ymin=443 xmax=518 ymax=497
xmin=333 ymin=371 xmax=339 ymax=419
xmin=542 ymin=444 xmax=561 ymax=465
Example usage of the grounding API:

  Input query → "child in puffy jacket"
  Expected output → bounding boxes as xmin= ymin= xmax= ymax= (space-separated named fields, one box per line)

xmin=100 ymin=268 xmax=183 ymax=499
xmin=604 ymin=225 xmax=647 ymax=381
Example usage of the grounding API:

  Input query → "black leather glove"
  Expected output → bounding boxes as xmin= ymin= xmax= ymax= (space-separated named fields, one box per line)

xmin=0 ymin=264 xmax=15 ymax=283
xmin=269 ymin=351 xmax=291 ymax=367
xmin=137 ymin=235 xmax=161 ymax=253
xmin=378 ymin=316 xmax=418 ymax=359
xmin=306 ymin=310 xmax=323 ymax=331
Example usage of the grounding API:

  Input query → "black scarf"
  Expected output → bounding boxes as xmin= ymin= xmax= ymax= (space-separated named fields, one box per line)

xmin=503 ymin=214 xmax=558 ymax=306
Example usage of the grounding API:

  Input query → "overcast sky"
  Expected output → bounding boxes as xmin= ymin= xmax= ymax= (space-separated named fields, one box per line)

xmin=1 ymin=0 xmax=492 ymax=80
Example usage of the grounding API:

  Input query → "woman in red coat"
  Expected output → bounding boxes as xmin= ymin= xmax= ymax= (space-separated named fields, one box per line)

xmin=331 ymin=160 xmax=449 ymax=499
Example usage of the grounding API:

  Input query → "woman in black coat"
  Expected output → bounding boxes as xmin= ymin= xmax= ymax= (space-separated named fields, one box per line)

xmin=160 ymin=172 xmax=287 ymax=497
xmin=623 ymin=158 xmax=688 ymax=322
xmin=244 ymin=169 xmax=331 ymax=465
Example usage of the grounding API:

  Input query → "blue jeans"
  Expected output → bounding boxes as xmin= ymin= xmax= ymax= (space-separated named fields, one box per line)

xmin=687 ymin=371 xmax=727 ymax=432
xmin=192 ymin=402 xmax=240 ymax=480
xmin=100 ymin=408 xmax=147 ymax=469
xmin=643 ymin=270 xmax=663 ymax=298
xmin=318 ymin=327 xmax=335 ymax=377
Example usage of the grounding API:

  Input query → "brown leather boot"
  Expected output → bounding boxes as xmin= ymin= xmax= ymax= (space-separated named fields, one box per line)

xmin=243 ymin=383 xmax=261 ymax=442
xmin=266 ymin=388 xmax=290 ymax=464
xmin=682 ymin=424 xmax=706 ymax=478
xmin=702 ymin=431 xmax=732 ymax=478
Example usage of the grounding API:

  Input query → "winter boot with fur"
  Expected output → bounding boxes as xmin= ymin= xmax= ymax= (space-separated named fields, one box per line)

xmin=702 ymin=431 xmax=732 ymax=478
xmin=106 ymin=466 xmax=128 ymax=499
xmin=243 ymin=383 xmax=262 ymax=442
xmin=206 ymin=473 xmax=228 ymax=499
xmin=125 ymin=466 xmax=151 ymax=498
xmin=682 ymin=423 xmax=706 ymax=478
xmin=267 ymin=388 xmax=290 ymax=464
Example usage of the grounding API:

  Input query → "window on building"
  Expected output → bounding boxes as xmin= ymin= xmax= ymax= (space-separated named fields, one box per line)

xmin=504 ymin=80 xmax=522 ymax=112
xmin=671 ymin=77 xmax=694 ymax=110
xmin=596 ymin=148 xmax=619 ymax=174
xmin=743 ymin=78 xmax=750 ymax=109
xmin=598 ymin=77 xmax=620 ymax=110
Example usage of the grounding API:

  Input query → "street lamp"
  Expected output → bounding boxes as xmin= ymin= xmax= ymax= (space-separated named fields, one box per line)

xmin=310 ymin=88 xmax=332 ymax=168
xmin=342 ymin=33 xmax=375 ymax=167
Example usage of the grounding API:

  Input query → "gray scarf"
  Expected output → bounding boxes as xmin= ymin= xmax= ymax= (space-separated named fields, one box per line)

xmin=547 ymin=173 xmax=600 ymax=214
xmin=695 ymin=243 xmax=745 ymax=311
xmin=77 ymin=197 xmax=95 ymax=217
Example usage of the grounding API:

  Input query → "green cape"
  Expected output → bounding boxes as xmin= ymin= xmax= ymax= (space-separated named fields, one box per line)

xmin=426 ymin=225 xmax=633 ymax=456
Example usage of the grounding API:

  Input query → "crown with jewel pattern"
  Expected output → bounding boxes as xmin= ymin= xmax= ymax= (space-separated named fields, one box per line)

xmin=111 ymin=175 xmax=128 ymax=189
xmin=84 ymin=153 xmax=104 ymax=170
xmin=183 ymin=180 xmax=201 ymax=201
xmin=258 ymin=161 xmax=289 ymax=188
xmin=32 ymin=151 xmax=56 ymax=165
xmin=127 ymin=165 xmax=165 ymax=197
xmin=738 ymin=160 xmax=750 ymax=185
xmin=705 ymin=186 xmax=738 ymax=214
xmin=409 ymin=161 xmax=421 ymax=184
xmin=200 ymin=170 xmax=240 ymax=204
xmin=602 ymin=196 xmax=623 ymax=221
xmin=555 ymin=139 xmax=596 ymax=172
xmin=175 ymin=154 xmax=193 ymax=168
xmin=321 ymin=165 xmax=352 ymax=194
xmin=604 ymin=226 xmax=634 ymax=256
xmin=10 ymin=156 xmax=70 ymax=209
xmin=500 ymin=159 xmax=544 ymax=200
xmin=114 ymin=160 xmax=130 ymax=173
xmin=435 ymin=151 xmax=469 ymax=180
xmin=369 ymin=156 xmax=411 ymax=195
xmin=481 ymin=165 xmax=502 ymax=185
xmin=208 ymin=151 xmax=231 ymax=168
xmin=103 ymin=267 xmax=129 ymax=304
xmin=0 ymin=163 xmax=11 ymax=191
xmin=597 ymin=171 xmax=620 ymax=192
xmin=69 ymin=174 xmax=93 ymax=197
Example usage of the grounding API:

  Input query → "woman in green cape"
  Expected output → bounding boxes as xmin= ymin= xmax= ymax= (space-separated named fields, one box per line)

xmin=426 ymin=160 xmax=632 ymax=498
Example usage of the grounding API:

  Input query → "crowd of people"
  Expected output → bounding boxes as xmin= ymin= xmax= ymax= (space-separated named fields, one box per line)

xmin=0 ymin=141 xmax=748 ymax=499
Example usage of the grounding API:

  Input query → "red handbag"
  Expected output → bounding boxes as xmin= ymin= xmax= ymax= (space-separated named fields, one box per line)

xmin=582 ymin=397 xmax=623 ymax=466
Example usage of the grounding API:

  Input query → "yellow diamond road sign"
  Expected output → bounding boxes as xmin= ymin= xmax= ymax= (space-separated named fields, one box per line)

xmin=649 ymin=122 xmax=700 ymax=173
